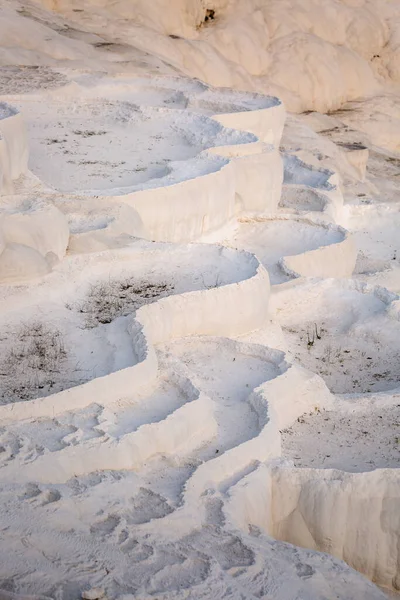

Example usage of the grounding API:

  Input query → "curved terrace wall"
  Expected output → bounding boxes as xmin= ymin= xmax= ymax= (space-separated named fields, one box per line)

xmin=95 ymin=131 xmax=283 ymax=244
xmin=209 ymin=143 xmax=283 ymax=215
xmin=140 ymin=356 xmax=334 ymax=542
xmin=119 ymin=159 xmax=236 ymax=243
xmin=0 ymin=88 xmax=285 ymax=257
xmin=283 ymin=154 xmax=345 ymax=223
xmin=0 ymin=250 xmax=270 ymax=422
xmin=0 ymin=103 xmax=28 ymax=193
xmin=122 ymin=143 xmax=283 ymax=245
xmin=279 ymin=220 xmax=357 ymax=280
xmin=219 ymin=338 xmax=400 ymax=591
xmin=211 ymin=101 xmax=286 ymax=148
xmin=269 ymin=465 xmax=400 ymax=591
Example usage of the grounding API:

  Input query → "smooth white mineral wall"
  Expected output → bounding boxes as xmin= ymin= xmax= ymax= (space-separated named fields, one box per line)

xmin=210 ymin=143 xmax=283 ymax=215
xmin=212 ymin=101 xmax=286 ymax=148
xmin=0 ymin=137 xmax=12 ymax=194
xmin=281 ymin=226 xmax=357 ymax=279
xmin=0 ymin=104 xmax=28 ymax=192
xmin=338 ymin=145 xmax=369 ymax=183
xmin=269 ymin=466 xmax=400 ymax=591
xmin=121 ymin=161 xmax=236 ymax=242
xmin=220 ymin=374 xmax=400 ymax=592
xmin=117 ymin=147 xmax=283 ymax=243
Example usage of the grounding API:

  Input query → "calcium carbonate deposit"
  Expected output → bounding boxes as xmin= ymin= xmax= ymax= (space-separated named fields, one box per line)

xmin=0 ymin=1 xmax=399 ymax=599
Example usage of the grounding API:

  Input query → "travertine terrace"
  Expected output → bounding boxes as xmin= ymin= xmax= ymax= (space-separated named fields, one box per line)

xmin=0 ymin=1 xmax=399 ymax=599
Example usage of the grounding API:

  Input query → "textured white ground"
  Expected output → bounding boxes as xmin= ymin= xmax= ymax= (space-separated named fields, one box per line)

xmin=0 ymin=74 xmax=396 ymax=600
xmin=0 ymin=242 xmax=249 ymax=403
xmin=224 ymin=217 xmax=344 ymax=284
xmin=282 ymin=396 xmax=400 ymax=472
xmin=1 ymin=0 xmax=400 ymax=117
xmin=0 ymin=2 xmax=400 ymax=599
xmin=9 ymin=95 xmax=251 ymax=193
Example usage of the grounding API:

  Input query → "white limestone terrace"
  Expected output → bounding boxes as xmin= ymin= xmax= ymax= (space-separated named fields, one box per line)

xmin=0 ymin=239 xmax=270 ymax=418
xmin=2 ymin=74 xmax=284 ymax=196
xmin=0 ymin=72 xmax=397 ymax=600
xmin=64 ymin=74 xmax=282 ymax=114
xmin=189 ymin=86 xmax=282 ymax=113
xmin=0 ymin=78 xmax=285 ymax=279
xmin=281 ymin=154 xmax=346 ymax=221
xmin=350 ymin=203 xmax=400 ymax=295
xmin=270 ymin=277 xmax=400 ymax=395
xmin=283 ymin=154 xmax=335 ymax=190
xmin=7 ymin=97 xmax=251 ymax=194
xmin=224 ymin=216 xmax=356 ymax=284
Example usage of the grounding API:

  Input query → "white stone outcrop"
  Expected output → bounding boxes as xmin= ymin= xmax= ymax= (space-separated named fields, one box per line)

xmin=0 ymin=103 xmax=28 ymax=194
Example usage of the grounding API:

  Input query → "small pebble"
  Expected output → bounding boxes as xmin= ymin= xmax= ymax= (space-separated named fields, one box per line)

xmin=82 ymin=588 xmax=105 ymax=600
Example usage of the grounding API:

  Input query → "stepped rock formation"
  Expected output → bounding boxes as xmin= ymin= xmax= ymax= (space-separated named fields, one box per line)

xmin=1 ymin=0 xmax=400 ymax=114
xmin=0 ymin=1 xmax=399 ymax=600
